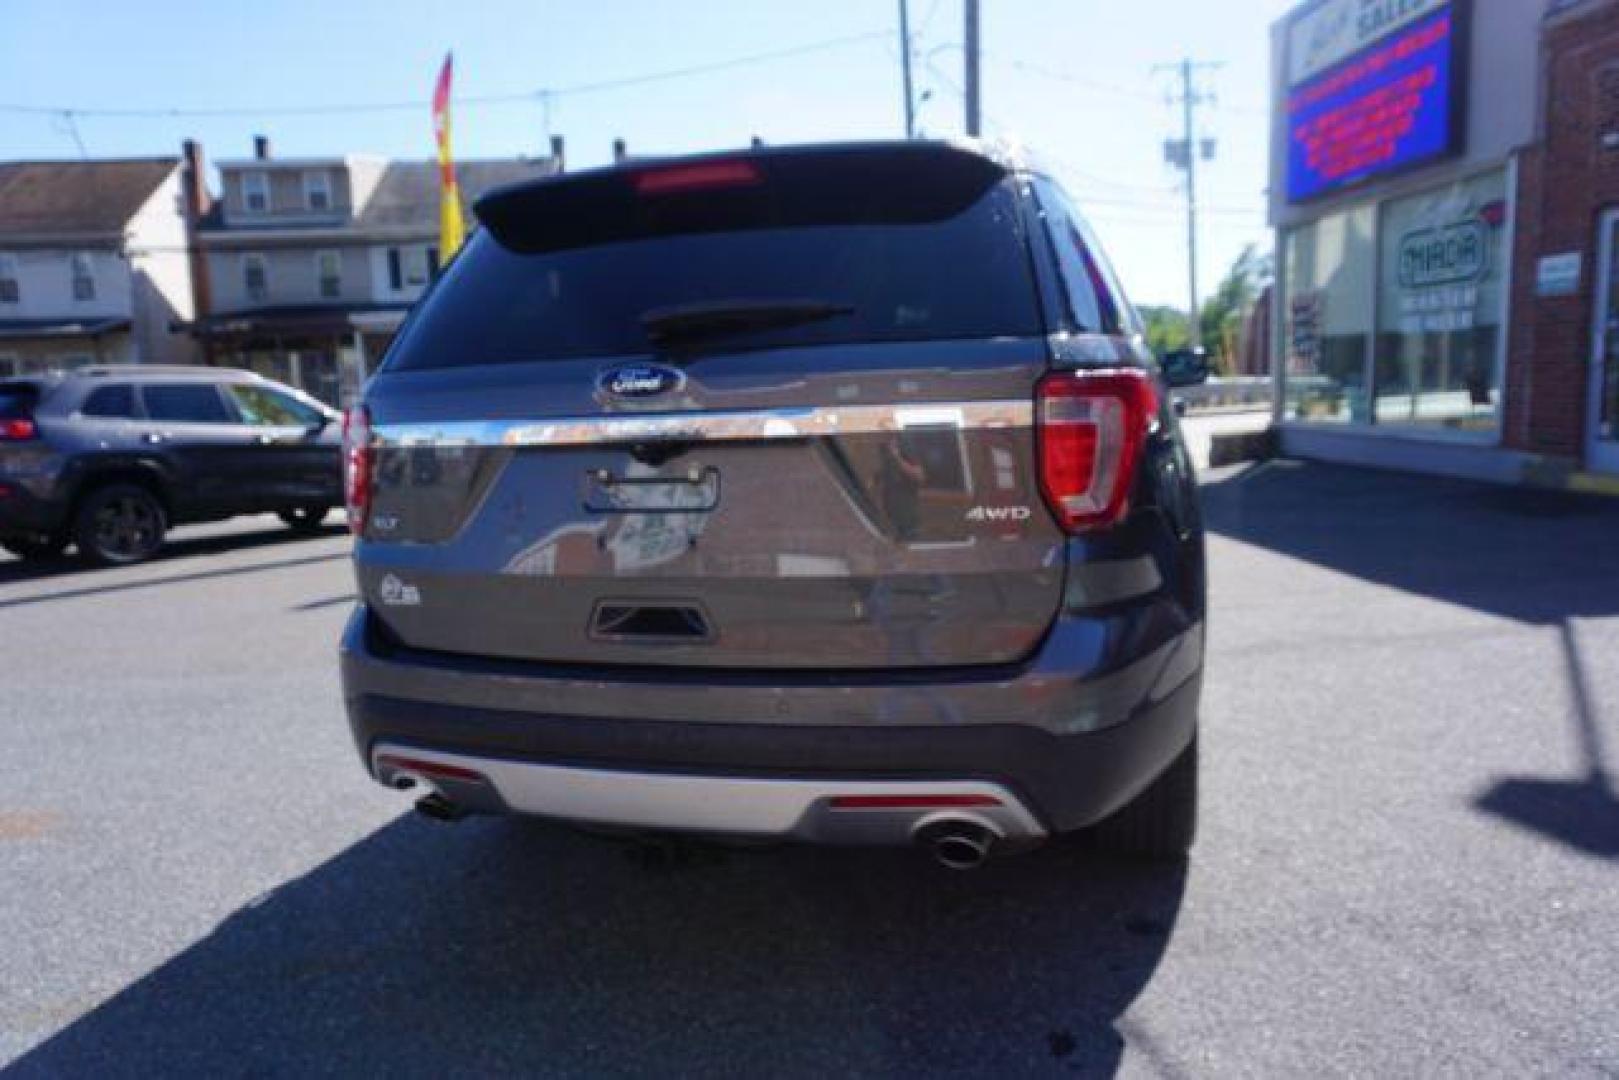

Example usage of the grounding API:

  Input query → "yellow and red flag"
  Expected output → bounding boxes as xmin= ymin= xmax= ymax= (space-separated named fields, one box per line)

xmin=432 ymin=52 xmax=466 ymax=261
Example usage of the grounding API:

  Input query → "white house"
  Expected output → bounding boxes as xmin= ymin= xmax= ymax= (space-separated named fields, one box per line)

xmin=191 ymin=136 xmax=558 ymax=405
xmin=0 ymin=157 xmax=201 ymax=375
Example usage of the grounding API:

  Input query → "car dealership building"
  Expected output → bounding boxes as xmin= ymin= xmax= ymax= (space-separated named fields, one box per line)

xmin=1269 ymin=0 xmax=1619 ymax=486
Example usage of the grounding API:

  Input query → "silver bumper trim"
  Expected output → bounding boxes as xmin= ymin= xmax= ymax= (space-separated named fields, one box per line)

xmin=372 ymin=744 xmax=1048 ymax=845
xmin=371 ymin=400 xmax=1033 ymax=450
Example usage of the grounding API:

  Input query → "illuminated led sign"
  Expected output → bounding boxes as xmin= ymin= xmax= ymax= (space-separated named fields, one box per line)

xmin=1285 ymin=0 xmax=1468 ymax=203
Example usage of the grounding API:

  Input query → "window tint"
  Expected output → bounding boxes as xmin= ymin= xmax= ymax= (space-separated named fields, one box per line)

xmin=142 ymin=383 xmax=234 ymax=424
xmin=0 ymin=384 xmax=39 ymax=418
xmin=1033 ymin=181 xmax=1126 ymax=335
xmin=387 ymin=176 xmax=1041 ymax=370
xmin=81 ymin=384 xmax=136 ymax=418
xmin=227 ymin=383 xmax=324 ymax=426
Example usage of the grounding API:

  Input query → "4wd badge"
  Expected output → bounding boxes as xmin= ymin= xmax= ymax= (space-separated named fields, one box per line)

xmin=965 ymin=506 xmax=1032 ymax=523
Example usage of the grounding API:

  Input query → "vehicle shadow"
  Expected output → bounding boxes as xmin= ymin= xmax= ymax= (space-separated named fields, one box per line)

xmin=8 ymin=818 xmax=1186 ymax=1077
xmin=0 ymin=523 xmax=348 ymax=590
xmin=1201 ymin=460 xmax=1619 ymax=624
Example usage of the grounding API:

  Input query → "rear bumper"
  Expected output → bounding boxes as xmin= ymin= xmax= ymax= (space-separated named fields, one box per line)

xmin=340 ymin=604 xmax=1202 ymax=836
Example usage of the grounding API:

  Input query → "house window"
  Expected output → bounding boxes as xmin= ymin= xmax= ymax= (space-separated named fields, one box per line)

xmin=387 ymin=248 xmax=403 ymax=291
xmin=305 ymin=170 xmax=332 ymax=211
xmin=405 ymin=246 xmax=430 ymax=286
xmin=316 ymin=250 xmax=341 ymax=299
xmin=243 ymin=253 xmax=268 ymax=301
xmin=427 ymin=246 xmax=441 ymax=278
xmin=70 ymin=253 xmax=95 ymax=302
xmin=0 ymin=254 xmax=18 ymax=304
xmin=242 ymin=171 xmax=270 ymax=214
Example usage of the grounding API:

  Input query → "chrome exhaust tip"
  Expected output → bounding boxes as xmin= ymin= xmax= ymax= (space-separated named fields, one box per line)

xmin=915 ymin=816 xmax=999 ymax=870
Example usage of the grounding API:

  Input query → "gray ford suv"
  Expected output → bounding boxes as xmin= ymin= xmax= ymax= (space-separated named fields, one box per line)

xmin=339 ymin=141 xmax=1206 ymax=866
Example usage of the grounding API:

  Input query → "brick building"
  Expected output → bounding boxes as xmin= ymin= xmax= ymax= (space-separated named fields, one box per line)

xmin=1266 ymin=0 xmax=1619 ymax=484
xmin=1506 ymin=0 xmax=1619 ymax=478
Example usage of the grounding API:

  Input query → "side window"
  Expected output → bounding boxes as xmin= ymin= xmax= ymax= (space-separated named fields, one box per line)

xmin=316 ymin=250 xmax=341 ymax=299
xmin=141 ymin=383 xmax=235 ymax=424
xmin=1033 ymin=181 xmax=1123 ymax=336
xmin=0 ymin=254 xmax=19 ymax=304
xmin=80 ymin=384 xmax=137 ymax=418
xmin=70 ymin=253 xmax=96 ymax=302
xmin=227 ymin=383 xmax=324 ymax=426
xmin=243 ymin=254 xmax=268 ymax=302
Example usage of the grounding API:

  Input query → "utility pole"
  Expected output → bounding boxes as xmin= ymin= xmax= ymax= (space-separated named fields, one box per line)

xmin=899 ymin=0 xmax=916 ymax=138
xmin=1158 ymin=58 xmax=1220 ymax=349
xmin=964 ymin=0 xmax=981 ymax=136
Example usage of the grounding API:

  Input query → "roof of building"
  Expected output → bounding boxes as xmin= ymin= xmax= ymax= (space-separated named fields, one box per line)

xmin=0 ymin=158 xmax=178 ymax=239
xmin=356 ymin=159 xmax=559 ymax=234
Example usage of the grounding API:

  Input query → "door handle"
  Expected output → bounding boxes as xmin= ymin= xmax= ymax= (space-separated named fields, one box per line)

xmin=142 ymin=431 xmax=175 ymax=445
xmin=256 ymin=434 xmax=277 ymax=445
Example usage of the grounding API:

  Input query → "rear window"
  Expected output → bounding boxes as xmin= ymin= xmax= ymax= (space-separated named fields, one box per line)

xmin=0 ymin=384 xmax=39 ymax=419
xmin=386 ymin=152 xmax=1041 ymax=371
xmin=81 ymin=384 xmax=137 ymax=418
xmin=142 ymin=383 xmax=234 ymax=424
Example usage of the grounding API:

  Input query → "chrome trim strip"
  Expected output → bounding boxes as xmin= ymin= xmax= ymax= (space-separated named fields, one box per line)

xmin=372 ymin=400 xmax=1034 ymax=449
xmin=372 ymin=744 xmax=1048 ymax=844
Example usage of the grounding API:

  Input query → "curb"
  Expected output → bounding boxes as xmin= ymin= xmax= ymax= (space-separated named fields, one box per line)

xmin=1521 ymin=457 xmax=1619 ymax=498
xmin=1207 ymin=427 xmax=1277 ymax=468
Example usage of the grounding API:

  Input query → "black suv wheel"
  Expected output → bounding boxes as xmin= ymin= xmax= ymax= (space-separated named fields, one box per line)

xmin=1089 ymin=735 xmax=1199 ymax=861
xmin=75 ymin=483 xmax=168 ymax=566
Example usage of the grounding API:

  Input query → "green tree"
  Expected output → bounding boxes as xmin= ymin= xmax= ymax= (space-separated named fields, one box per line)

xmin=1139 ymin=304 xmax=1190 ymax=356
xmin=1199 ymin=245 xmax=1274 ymax=371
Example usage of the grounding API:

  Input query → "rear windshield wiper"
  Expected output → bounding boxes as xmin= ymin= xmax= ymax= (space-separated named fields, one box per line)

xmin=640 ymin=298 xmax=855 ymax=347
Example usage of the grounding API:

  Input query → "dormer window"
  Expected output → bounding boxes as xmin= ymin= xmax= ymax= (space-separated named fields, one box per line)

xmin=70 ymin=253 xmax=95 ymax=302
xmin=242 ymin=171 xmax=270 ymax=214
xmin=305 ymin=170 xmax=332 ymax=211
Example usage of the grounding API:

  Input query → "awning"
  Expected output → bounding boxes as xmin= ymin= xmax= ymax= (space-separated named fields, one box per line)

xmin=0 ymin=316 xmax=131 ymax=341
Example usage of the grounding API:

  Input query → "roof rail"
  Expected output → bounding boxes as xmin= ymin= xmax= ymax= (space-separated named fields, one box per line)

xmin=78 ymin=363 xmax=228 ymax=377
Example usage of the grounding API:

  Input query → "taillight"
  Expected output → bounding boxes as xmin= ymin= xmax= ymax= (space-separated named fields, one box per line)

xmin=342 ymin=405 xmax=373 ymax=534
xmin=0 ymin=417 xmax=37 ymax=441
xmin=1035 ymin=368 xmax=1157 ymax=533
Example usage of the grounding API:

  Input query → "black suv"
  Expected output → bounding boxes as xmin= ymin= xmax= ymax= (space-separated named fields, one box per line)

xmin=0 ymin=366 xmax=341 ymax=565
xmin=340 ymin=141 xmax=1206 ymax=865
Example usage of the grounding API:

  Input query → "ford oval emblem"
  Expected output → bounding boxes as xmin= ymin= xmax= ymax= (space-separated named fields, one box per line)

xmin=598 ymin=363 xmax=684 ymax=399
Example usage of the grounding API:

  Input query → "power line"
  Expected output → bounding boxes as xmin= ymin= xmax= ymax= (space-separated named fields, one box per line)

xmin=0 ymin=30 xmax=892 ymax=120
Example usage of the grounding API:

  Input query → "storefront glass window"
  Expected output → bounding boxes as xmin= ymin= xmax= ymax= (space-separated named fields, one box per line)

xmin=1373 ymin=169 xmax=1508 ymax=435
xmin=1282 ymin=204 xmax=1376 ymax=423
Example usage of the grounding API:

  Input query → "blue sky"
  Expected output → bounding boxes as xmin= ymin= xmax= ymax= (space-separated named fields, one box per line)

xmin=0 ymin=0 xmax=1292 ymax=308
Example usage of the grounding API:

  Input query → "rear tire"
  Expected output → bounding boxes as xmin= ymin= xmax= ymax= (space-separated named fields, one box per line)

xmin=2 ymin=536 xmax=68 ymax=561
xmin=278 ymin=505 xmax=330 ymax=533
xmin=74 ymin=484 xmax=168 ymax=566
xmin=1090 ymin=733 xmax=1198 ymax=860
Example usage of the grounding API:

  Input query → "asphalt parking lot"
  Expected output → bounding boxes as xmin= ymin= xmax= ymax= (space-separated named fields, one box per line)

xmin=2 ymin=459 xmax=1616 ymax=1077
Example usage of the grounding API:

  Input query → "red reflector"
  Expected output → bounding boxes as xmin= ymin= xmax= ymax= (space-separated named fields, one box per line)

xmin=376 ymin=753 xmax=486 ymax=783
xmin=1036 ymin=368 xmax=1157 ymax=533
xmin=0 ymin=418 xmax=37 ymax=441
xmin=829 ymin=793 xmax=1003 ymax=810
xmin=633 ymin=160 xmax=762 ymax=196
